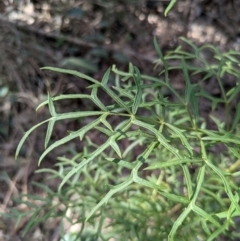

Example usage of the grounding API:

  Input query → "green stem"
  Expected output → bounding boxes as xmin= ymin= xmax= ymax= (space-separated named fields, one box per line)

xmin=216 ymin=75 xmax=229 ymax=130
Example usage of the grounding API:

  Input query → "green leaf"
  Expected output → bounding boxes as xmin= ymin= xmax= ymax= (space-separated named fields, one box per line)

xmin=141 ymin=74 xmax=168 ymax=87
xmin=132 ymin=66 xmax=142 ymax=114
xmin=15 ymin=119 xmax=51 ymax=159
xmin=132 ymin=142 xmax=170 ymax=191
xmin=217 ymin=58 xmax=226 ymax=77
xmin=110 ymin=139 xmax=122 ymax=158
xmin=169 ymin=166 xmax=206 ymax=240
xmin=100 ymin=68 xmax=131 ymax=113
xmin=112 ymin=86 xmax=134 ymax=99
xmin=202 ymin=135 xmax=240 ymax=145
xmin=103 ymin=85 xmax=131 ymax=113
xmin=45 ymin=119 xmax=55 ymax=149
xmin=226 ymin=84 xmax=240 ymax=103
xmin=181 ymin=60 xmax=200 ymax=119
xmin=193 ymin=205 xmax=221 ymax=227
xmin=182 ymin=164 xmax=193 ymax=199
xmin=153 ymin=37 xmax=169 ymax=83
xmin=36 ymin=94 xmax=91 ymax=111
xmin=165 ymin=122 xmax=193 ymax=156
xmin=154 ymin=37 xmax=164 ymax=62
xmin=180 ymin=37 xmax=199 ymax=54
xmin=59 ymin=119 xmax=132 ymax=189
xmin=94 ymin=126 xmax=112 ymax=136
xmin=41 ymin=67 xmax=99 ymax=84
xmin=53 ymin=111 xmax=104 ymax=121
xmin=205 ymin=160 xmax=240 ymax=215
xmin=158 ymin=191 xmax=189 ymax=204
xmin=228 ymin=146 xmax=240 ymax=159
xmin=59 ymin=142 xmax=109 ymax=190
xmin=101 ymin=67 xmax=111 ymax=86
xmin=111 ymin=64 xmax=132 ymax=78
xmin=226 ymin=193 xmax=239 ymax=222
xmin=105 ymin=158 xmax=135 ymax=169
xmin=86 ymin=142 xmax=159 ymax=222
xmin=31 ymin=181 xmax=55 ymax=195
xmin=215 ymin=193 xmax=239 ymax=220
xmin=145 ymin=158 xmax=201 ymax=170
xmin=100 ymin=114 xmax=113 ymax=131
xmin=85 ymin=176 xmax=133 ymax=221
xmin=22 ymin=210 xmax=41 ymax=237
xmin=91 ymin=87 xmax=108 ymax=111
xmin=123 ymin=137 xmax=147 ymax=157
xmin=39 ymin=116 xmax=102 ymax=165
xmin=164 ymin=0 xmax=177 ymax=16
xmin=191 ymin=165 xmax=206 ymax=202
xmin=132 ymin=119 xmax=180 ymax=158
xmin=168 ymin=205 xmax=192 ymax=241
xmin=206 ymin=222 xmax=228 ymax=241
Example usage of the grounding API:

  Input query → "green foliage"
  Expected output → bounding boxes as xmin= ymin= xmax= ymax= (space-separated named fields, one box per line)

xmin=164 ymin=0 xmax=177 ymax=16
xmin=14 ymin=38 xmax=240 ymax=240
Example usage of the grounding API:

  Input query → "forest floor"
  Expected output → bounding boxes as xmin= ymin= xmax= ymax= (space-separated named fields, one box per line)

xmin=0 ymin=0 xmax=240 ymax=240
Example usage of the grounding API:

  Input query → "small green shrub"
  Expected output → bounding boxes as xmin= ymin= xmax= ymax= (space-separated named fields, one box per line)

xmin=15 ymin=38 xmax=240 ymax=241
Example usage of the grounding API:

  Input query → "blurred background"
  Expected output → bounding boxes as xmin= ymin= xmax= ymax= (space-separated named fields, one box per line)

xmin=0 ymin=0 xmax=240 ymax=240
